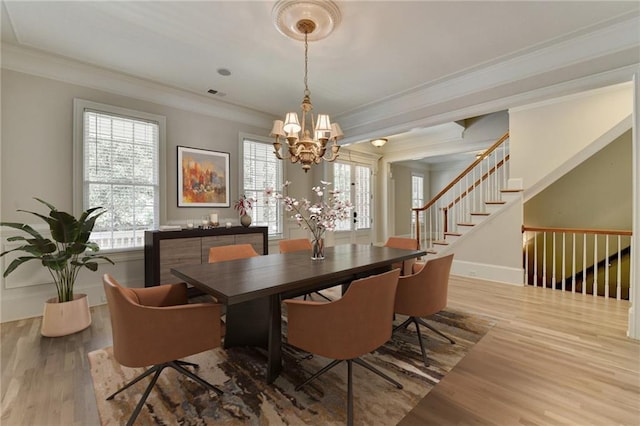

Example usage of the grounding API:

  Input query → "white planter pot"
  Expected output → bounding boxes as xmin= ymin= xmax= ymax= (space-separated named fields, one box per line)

xmin=41 ymin=293 xmax=92 ymax=337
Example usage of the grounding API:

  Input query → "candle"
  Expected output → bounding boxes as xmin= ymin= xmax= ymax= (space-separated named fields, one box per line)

xmin=210 ymin=213 xmax=218 ymax=224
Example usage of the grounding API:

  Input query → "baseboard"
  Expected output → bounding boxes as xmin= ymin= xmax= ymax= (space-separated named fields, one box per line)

xmin=1 ymin=277 xmax=144 ymax=323
xmin=452 ymin=260 xmax=524 ymax=286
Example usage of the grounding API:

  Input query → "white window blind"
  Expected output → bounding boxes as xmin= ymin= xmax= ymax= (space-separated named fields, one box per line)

xmin=354 ymin=165 xmax=371 ymax=230
xmin=83 ymin=109 xmax=160 ymax=250
xmin=333 ymin=162 xmax=352 ymax=232
xmin=412 ymin=174 xmax=424 ymax=226
xmin=242 ymin=138 xmax=283 ymax=236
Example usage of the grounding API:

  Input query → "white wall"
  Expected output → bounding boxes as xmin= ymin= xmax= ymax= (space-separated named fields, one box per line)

xmin=510 ymin=83 xmax=634 ymax=191
xmin=449 ymin=198 xmax=524 ymax=285
xmin=0 ymin=69 xmax=271 ymax=322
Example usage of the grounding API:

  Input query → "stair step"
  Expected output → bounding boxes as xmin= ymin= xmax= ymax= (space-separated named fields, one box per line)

xmin=500 ymin=189 xmax=523 ymax=201
xmin=485 ymin=200 xmax=506 ymax=214
xmin=444 ymin=232 xmax=462 ymax=243
xmin=433 ymin=240 xmax=449 ymax=246
xmin=457 ymin=222 xmax=475 ymax=229
xmin=470 ymin=212 xmax=490 ymax=224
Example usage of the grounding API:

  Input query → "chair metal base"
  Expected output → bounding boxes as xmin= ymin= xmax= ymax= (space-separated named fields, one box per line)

xmin=106 ymin=360 xmax=223 ymax=426
xmin=393 ymin=316 xmax=455 ymax=366
xmin=296 ymin=357 xmax=403 ymax=426
xmin=303 ymin=291 xmax=332 ymax=302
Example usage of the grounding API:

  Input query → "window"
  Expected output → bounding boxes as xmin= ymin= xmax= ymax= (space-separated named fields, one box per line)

xmin=411 ymin=173 xmax=424 ymax=226
xmin=74 ymin=100 xmax=165 ymax=250
xmin=241 ymin=137 xmax=283 ymax=237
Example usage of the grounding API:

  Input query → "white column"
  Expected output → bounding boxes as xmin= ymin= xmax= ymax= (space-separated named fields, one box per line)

xmin=629 ymin=71 xmax=640 ymax=340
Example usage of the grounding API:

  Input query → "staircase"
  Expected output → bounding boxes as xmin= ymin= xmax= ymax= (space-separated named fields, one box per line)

xmin=412 ymin=132 xmax=520 ymax=258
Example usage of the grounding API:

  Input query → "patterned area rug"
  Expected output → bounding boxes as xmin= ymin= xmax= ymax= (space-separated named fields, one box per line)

xmin=89 ymin=309 xmax=493 ymax=425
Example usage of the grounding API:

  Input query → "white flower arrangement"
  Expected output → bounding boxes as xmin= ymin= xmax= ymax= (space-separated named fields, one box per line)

xmin=265 ymin=180 xmax=353 ymax=243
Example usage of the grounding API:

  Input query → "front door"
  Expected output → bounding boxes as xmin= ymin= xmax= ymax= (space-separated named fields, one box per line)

xmin=332 ymin=161 xmax=373 ymax=245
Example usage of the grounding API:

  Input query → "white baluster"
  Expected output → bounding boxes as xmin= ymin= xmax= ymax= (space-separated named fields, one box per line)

xmin=572 ymin=233 xmax=576 ymax=293
xmin=561 ymin=232 xmax=566 ymax=292
xmin=533 ymin=231 xmax=538 ymax=287
xmin=524 ymin=230 xmax=529 ymax=284
xmin=543 ymin=232 xmax=547 ymax=288
xmin=593 ymin=234 xmax=598 ymax=297
xmin=605 ymin=235 xmax=610 ymax=298
xmin=552 ymin=232 xmax=556 ymax=288
xmin=617 ymin=235 xmax=622 ymax=300
xmin=582 ymin=233 xmax=587 ymax=295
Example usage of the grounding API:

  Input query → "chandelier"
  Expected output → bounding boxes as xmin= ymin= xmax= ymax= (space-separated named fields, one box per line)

xmin=270 ymin=0 xmax=343 ymax=173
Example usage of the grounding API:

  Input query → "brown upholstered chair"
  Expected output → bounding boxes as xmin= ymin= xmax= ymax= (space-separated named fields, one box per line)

xmin=279 ymin=238 xmax=331 ymax=302
xmin=284 ymin=269 xmax=402 ymax=426
xmin=279 ymin=238 xmax=312 ymax=253
xmin=208 ymin=243 xmax=258 ymax=263
xmin=384 ymin=236 xmax=418 ymax=275
xmin=102 ymin=274 xmax=224 ymax=425
xmin=393 ymin=254 xmax=455 ymax=367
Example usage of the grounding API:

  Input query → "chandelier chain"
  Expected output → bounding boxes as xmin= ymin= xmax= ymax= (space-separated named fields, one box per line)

xmin=304 ymin=30 xmax=309 ymax=95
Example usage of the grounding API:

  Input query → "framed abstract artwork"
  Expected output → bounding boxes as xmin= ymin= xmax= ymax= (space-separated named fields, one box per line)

xmin=177 ymin=146 xmax=230 ymax=207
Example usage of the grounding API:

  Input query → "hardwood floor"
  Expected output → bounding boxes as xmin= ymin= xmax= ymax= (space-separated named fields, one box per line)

xmin=1 ymin=276 xmax=638 ymax=425
xmin=400 ymin=276 xmax=640 ymax=426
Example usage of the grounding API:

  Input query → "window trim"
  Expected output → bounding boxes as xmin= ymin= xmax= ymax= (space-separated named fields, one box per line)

xmin=72 ymin=99 xmax=167 ymax=252
xmin=238 ymin=132 xmax=285 ymax=239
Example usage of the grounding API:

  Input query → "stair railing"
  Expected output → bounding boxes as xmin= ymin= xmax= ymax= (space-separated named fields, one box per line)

xmin=412 ymin=132 xmax=510 ymax=251
xmin=523 ymin=226 xmax=632 ymax=300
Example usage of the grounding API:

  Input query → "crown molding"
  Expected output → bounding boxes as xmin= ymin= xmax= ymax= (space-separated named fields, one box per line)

xmin=0 ymin=43 xmax=275 ymax=129
xmin=336 ymin=15 xmax=640 ymax=144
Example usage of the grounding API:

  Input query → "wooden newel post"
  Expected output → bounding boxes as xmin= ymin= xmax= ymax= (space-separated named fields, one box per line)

xmin=443 ymin=207 xmax=448 ymax=233
xmin=414 ymin=209 xmax=421 ymax=251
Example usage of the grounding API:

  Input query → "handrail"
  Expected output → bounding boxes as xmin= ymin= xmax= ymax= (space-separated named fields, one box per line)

xmin=522 ymin=226 xmax=632 ymax=236
xmin=444 ymin=155 xmax=509 ymax=211
xmin=412 ymin=132 xmax=509 ymax=214
xmin=412 ymin=131 xmax=510 ymax=250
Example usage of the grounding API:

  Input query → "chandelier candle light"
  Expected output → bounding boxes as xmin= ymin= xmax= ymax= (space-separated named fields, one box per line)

xmin=265 ymin=181 xmax=352 ymax=260
xmin=270 ymin=0 xmax=343 ymax=173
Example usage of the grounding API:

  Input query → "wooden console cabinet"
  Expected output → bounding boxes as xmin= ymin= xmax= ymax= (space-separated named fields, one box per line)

xmin=144 ymin=226 xmax=268 ymax=287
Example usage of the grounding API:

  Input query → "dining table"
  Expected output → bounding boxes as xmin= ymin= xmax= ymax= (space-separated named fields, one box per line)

xmin=171 ymin=243 xmax=425 ymax=383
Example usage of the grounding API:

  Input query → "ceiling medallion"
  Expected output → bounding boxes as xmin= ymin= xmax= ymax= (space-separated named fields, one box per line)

xmin=272 ymin=0 xmax=341 ymax=41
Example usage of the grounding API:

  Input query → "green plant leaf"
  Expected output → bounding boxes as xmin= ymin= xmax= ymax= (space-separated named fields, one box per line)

xmin=83 ymin=261 xmax=98 ymax=271
xmin=42 ymin=252 xmax=72 ymax=271
xmin=82 ymin=254 xmax=115 ymax=265
xmin=0 ymin=222 xmax=46 ymax=240
xmin=48 ymin=210 xmax=80 ymax=243
xmin=3 ymin=256 xmax=39 ymax=277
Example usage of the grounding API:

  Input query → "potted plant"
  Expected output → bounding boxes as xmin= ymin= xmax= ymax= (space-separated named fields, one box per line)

xmin=0 ymin=198 xmax=114 ymax=336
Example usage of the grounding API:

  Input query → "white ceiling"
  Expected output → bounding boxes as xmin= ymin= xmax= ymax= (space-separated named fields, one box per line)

xmin=2 ymin=1 xmax=639 ymax=148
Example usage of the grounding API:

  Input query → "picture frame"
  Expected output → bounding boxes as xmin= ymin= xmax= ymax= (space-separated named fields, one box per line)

xmin=177 ymin=146 xmax=230 ymax=207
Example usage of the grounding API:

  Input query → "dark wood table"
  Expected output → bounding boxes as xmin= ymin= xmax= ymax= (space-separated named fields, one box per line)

xmin=171 ymin=243 xmax=425 ymax=383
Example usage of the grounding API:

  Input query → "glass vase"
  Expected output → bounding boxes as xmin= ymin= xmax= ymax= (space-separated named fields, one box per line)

xmin=311 ymin=237 xmax=325 ymax=260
